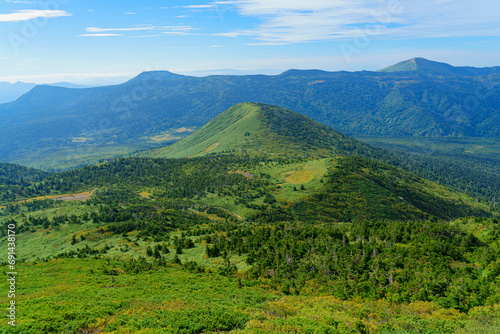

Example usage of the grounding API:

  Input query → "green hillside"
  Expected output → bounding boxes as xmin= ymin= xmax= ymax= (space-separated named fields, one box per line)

xmin=0 ymin=163 xmax=50 ymax=203
xmin=145 ymin=102 xmax=379 ymax=159
xmin=0 ymin=102 xmax=498 ymax=332
xmin=0 ymin=155 xmax=499 ymax=333
xmin=0 ymin=162 xmax=48 ymax=185
xmin=290 ymin=156 xmax=490 ymax=222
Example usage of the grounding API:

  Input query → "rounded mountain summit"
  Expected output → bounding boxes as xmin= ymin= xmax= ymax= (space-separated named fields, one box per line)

xmin=145 ymin=102 xmax=379 ymax=159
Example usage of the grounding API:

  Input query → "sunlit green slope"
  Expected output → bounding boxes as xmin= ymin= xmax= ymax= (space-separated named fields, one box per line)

xmin=145 ymin=102 xmax=378 ymax=159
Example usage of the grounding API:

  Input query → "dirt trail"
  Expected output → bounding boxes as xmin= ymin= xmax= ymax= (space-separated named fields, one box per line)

xmin=54 ymin=189 xmax=96 ymax=201
xmin=215 ymin=206 xmax=243 ymax=220
xmin=232 ymin=170 xmax=254 ymax=179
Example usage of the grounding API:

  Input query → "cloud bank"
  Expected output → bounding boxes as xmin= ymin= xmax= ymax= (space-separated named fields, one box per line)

xmin=0 ymin=9 xmax=71 ymax=22
xmin=212 ymin=0 xmax=500 ymax=43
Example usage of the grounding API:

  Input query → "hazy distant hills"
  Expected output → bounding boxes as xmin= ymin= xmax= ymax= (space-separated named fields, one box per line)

xmin=0 ymin=58 xmax=499 ymax=166
xmin=0 ymin=81 xmax=94 ymax=103
xmin=0 ymin=82 xmax=36 ymax=103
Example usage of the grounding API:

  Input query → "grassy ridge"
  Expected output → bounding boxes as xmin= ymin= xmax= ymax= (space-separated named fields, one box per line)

xmin=0 ymin=99 xmax=498 ymax=333
xmin=358 ymin=136 xmax=500 ymax=210
xmin=148 ymin=103 xmax=264 ymax=158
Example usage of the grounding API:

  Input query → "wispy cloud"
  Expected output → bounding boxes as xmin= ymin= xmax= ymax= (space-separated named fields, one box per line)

xmin=86 ymin=27 xmax=154 ymax=33
xmin=212 ymin=0 xmax=500 ymax=44
xmin=129 ymin=34 xmax=163 ymax=39
xmin=161 ymin=26 xmax=198 ymax=32
xmin=84 ymin=25 xmax=199 ymax=37
xmin=124 ymin=12 xmax=137 ymax=15
xmin=87 ymin=26 xmax=197 ymax=32
xmin=162 ymin=31 xmax=196 ymax=36
xmin=79 ymin=34 xmax=122 ymax=37
xmin=5 ymin=0 xmax=37 ymax=3
xmin=0 ymin=9 xmax=71 ymax=22
xmin=179 ymin=5 xmax=215 ymax=9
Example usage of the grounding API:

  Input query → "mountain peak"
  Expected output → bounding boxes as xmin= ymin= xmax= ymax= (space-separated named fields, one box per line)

xmin=379 ymin=57 xmax=456 ymax=75
xmin=279 ymin=69 xmax=330 ymax=77
xmin=145 ymin=102 xmax=377 ymax=159
xmin=126 ymin=70 xmax=190 ymax=84
xmin=379 ymin=57 xmax=500 ymax=76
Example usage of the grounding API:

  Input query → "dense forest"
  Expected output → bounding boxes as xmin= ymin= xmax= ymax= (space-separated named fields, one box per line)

xmin=193 ymin=218 xmax=500 ymax=312
xmin=0 ymin=162 xmax=48 ymax=185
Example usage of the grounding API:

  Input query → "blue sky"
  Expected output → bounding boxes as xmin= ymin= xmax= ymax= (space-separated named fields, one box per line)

xmin=1 ymin=0 xmax=499 ymax=84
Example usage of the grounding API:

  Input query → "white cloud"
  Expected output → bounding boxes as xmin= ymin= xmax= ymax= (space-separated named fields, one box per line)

xmin=0 ymin=9 xmax=71 ymax=22
xmin=213 ymin=0 xmax=500 ymax=43
xmin=79 ymin=34 xmax=122 ymax=37
xmin=162 ymin=31 xmax=196 ymax=36
xmin=5 ymin=0 xmax=37 ymax=3
xmin=180 ymin=5 xmax=215 ymax=9
xmin=124 ymin=12 xmax=137 ymax=15
xmin=85 ymin=26 xmax=198 ymax=34
xmin=160 ymin=26 xmax=198 ymax=32
xmin=80 ymin=25 xmax=199 ymax=39
xmin=129 ymin=34 xmax=163 ymax=39
xmin=246 ymin=42 xmax=289 ymax=46
xmin=86 ymin=27 xmax=154 ymax=32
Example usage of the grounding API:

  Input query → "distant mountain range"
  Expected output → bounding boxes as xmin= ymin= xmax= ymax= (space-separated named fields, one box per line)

xmin=0 ymin=82 xmax=36 ymax=104
xmin=0 ymin=81 xmax=93 ymax=103
xmin=0 ymin=58 xmax=499 ymax=167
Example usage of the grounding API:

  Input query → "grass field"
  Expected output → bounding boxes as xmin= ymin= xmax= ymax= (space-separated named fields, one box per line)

xmin=1 ymin=258 xmax=499 ymax=333
xmin=0 ymin=179 xmax=498 ymax=333
xmin=251 ymin=158 xmax=330 ymax=202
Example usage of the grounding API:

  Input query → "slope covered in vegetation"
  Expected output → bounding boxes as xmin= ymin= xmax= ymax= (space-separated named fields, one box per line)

xmin=0 ymin=98 xmax=498 ymax=333
xmin=146 ymin=102 xmax=381 ymax=159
